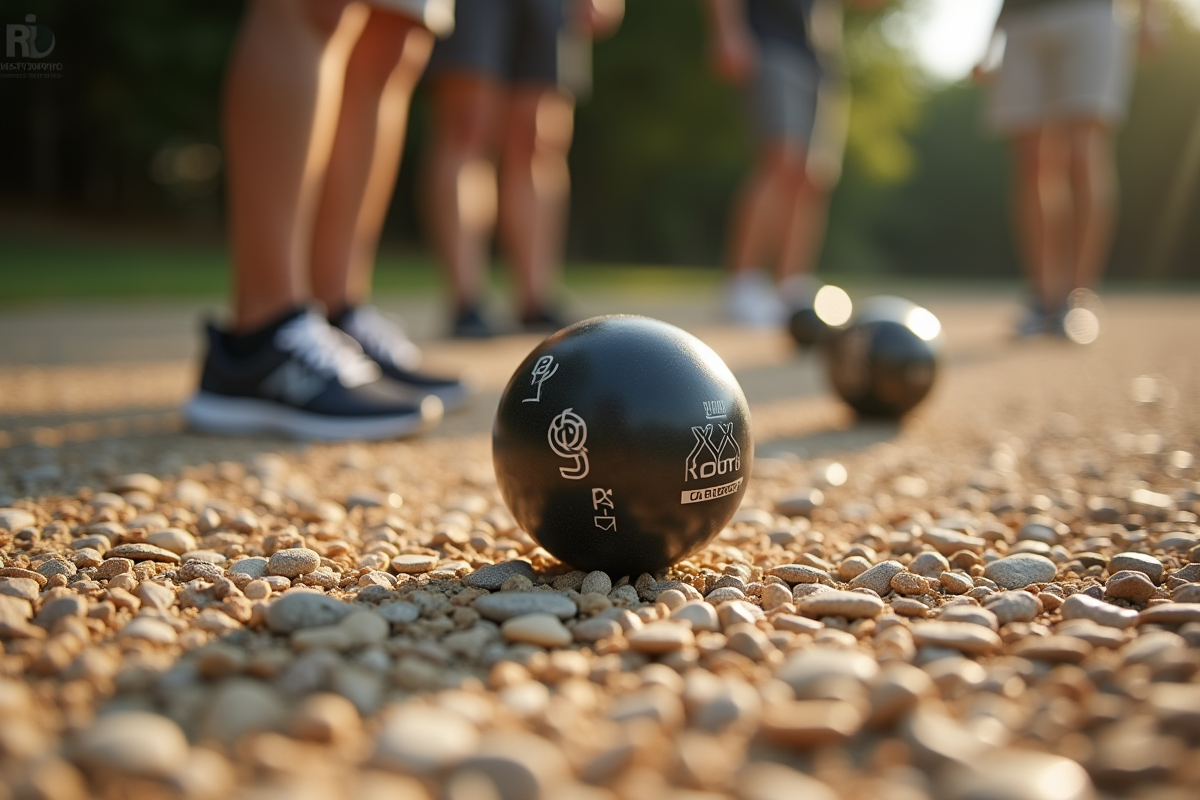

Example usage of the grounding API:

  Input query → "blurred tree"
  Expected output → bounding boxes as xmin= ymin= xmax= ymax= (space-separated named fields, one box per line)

xmin=2 ymin=0 xmax=1197 ymax=281
xmin=565 ymin=0 xmax=923 ymax=267
xmin=0 ymin=0 xmax=239 ymax=218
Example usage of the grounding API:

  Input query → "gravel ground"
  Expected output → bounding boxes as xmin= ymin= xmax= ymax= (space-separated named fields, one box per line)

xmin=1 ymin=290 xmax=1199 ymax=800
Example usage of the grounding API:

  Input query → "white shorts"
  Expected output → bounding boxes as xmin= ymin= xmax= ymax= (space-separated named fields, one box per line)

xmin=371 ymin=0 xmax=455 ymax=37
xmin=987 ymin=0 xmax=1130 ymax=134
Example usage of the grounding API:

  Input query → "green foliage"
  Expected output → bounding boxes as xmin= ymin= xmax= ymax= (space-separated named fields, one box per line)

xmin=2 ymin=0 xmax=1198 ymax=282
xmin=568 ymin=0 xmax=749 ymax=265
xmin=842 ymin=5 xmax=921 ymax=185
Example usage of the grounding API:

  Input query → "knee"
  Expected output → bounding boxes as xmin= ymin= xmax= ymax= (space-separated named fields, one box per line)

xmin=505 ymin=94 xmax=574 ymax=165
xmin=296 ymin=0 xmax=358 ymax=39
xmin=762 ymin=144 xmax=808 ymax=188
xmin=1068 ymin=129 xmax=1114 ymax=188
xmin=356 ymin=12 xmax=433 ymax=83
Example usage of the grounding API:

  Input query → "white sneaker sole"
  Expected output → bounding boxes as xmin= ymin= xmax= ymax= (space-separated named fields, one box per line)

xmin=184 ymin=392 xmax=443 ymax=441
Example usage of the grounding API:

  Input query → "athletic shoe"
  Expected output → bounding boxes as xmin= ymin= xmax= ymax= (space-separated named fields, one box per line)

xmin=185 ymin=309 xmax=442 ymax=441
xmin=335 ymin=305 xmax=469 ymax=411
xmin=519 ymin=306 xmax=570 ymax=334
xmin=1014 ymin=298 xmax=1050 ymax=338
xmin=451 ymin=305 xmax=496 ymax=339
xmin=724 ymin=272 xmax=785 ymax=328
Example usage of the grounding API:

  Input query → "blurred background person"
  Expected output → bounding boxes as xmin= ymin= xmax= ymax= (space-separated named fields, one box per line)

xmin=186 ymin=0 xmax=467 ymax=441
xmin=706 ymin=0 xmax=881 ymax=329
xmin=977 ymin=0 xmax=1164 ymax=338
xmin=422 ymin=0 xmax=624 ymax=339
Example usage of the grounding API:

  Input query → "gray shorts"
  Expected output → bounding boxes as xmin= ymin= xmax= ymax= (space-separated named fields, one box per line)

xmin=426 ymin=0 xmax=564 ymax=85
xmin=370 ymin=0 xmax=455 ymax=38
xmin=749 ymin=43 xmax=848 ymax=187
xmin=987 ymin=0 xmax=1131 ymax=133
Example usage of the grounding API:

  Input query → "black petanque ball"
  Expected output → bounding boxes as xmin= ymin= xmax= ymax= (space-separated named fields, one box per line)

xmin=826 ymin=296 xmax=943 ymax=418
xmin=493 ymin=315 xmax=753 ymax=576
xmin=787 ymin=307 xmax=832 ymax=347
xmin=786 ymin=285 xmax=854 ymax=348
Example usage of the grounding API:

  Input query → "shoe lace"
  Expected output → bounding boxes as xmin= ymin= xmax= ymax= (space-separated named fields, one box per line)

xmin=341 ymin=305 xmax=421 ymax=370
xmin=275 ymin=311 xmax=380 ymax=388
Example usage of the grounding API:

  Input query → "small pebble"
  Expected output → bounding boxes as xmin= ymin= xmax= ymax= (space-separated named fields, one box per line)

xmin=1107 ymin=552 xmax=1164 ymax=584
xmin=74 ymin=712 xmax=189 ymax=777
xmin=911 ymin=621 xmax=1003 ymax=654
xmin=501 ymin=613 xmax=572 ymax=648
xmin=983 ymin=554 xmax=1057 ymax=589
xmin=984 ymin=590 xmax=1041 ymax=624
xmin=268 ymin=548 xmax=321 ymax=578
xmin=474 ymin=592 xmax=577 ymax=622
xmin=849 ymin=560 xmax=905 ymax=596
xmin=627 ymin=621 xmax=695 ymax=653
xmin=795 ymin=590 xmax=884 ymax=620
xmin=1105 ymin=570 xmax=1157 ymax=604
xmin=106 ymin=543 xmax=181 ymax=563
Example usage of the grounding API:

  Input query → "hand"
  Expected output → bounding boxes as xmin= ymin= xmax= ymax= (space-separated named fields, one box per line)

xmin=1138 ymin=1 xmax=1167 ymax=60
xmin=711 ymin=25 xmax=757 ymax=83
xmin=578 ymin=0 xmax=624 ymax=39
xmin=971 ymin=62 xmax=995 ymax=85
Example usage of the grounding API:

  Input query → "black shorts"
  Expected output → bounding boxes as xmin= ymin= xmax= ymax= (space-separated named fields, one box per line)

xmin=426 ymin=0 xmax=565 ymax=86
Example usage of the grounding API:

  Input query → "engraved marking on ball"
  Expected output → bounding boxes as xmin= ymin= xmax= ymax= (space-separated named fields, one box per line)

xmin=548 ymin=408 xmax=589 ymax=480
xmin=523 ymin=355 xmax=559 ymax=403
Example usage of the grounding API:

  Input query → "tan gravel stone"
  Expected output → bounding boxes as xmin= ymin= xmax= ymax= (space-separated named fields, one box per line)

xmin=474 ymin=591 xmax=577 ymax=621
xmin=0 ymin=567 xmax=48 ymax=587
xmin=760 ymin=700 xmax=864 ymax=747
xmin=911 ymin=621 xmax=1002 ymax=654
xmin=392 ymin=554 xmax=439 ymax=574
xmin=74 ymin=711 xmax=189 ymax=777
xmin=457 ymin=732 xmax=571 ymax=800
xmin=1060 ymin=593 xmax=1139 ymax=629
xmin=107 ymin=543 xmax=182 ymax=563
xmin=941 ymin=750 xmax=1094 ymax=800
xmin=267 ymin=547 xmax=321 ymax=578
xmin=146 ymin=528 xmax=196 ymax=555
xmin=375 ymin=705 xmax=479 ymax=774
xmin=736 ymin=763 xmax=837 ymax=800
xmin=572 ymin=616 xmax=622 ymax=643
xmin=1010 ymin=634 xmax=1093 ymax=663
xmin=502 ymin=613 xmax=572 ymax=647
xmin=627 ymin=621 xmax=695 ymax=653
xmin=0 ymin=508 xmax=36 ymax=531
xmin=1137 ymin=603 xmax=1200 ymax=626
xmin=768 ymin=564 xmax=836 ymax=586
xmin=795 ymin=590 xmax=884 ymax=619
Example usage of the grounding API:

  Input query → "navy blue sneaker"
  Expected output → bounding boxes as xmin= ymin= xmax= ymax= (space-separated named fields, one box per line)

xmin=334 ymin=305 xmax=469 ymax=411
xmin=1014 ymin=298 xmax=1050 ymax=338
xmin=519 ymin=306 xmax=571 ymax=335
xmin=451 ymin=305 xmax=497 ymax=339
xmin=185 ymin=310 xmax=442 ymax=440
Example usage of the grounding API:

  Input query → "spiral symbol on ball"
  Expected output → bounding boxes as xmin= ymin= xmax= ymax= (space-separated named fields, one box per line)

xmin=548 ymin=408 xmax=589 ymax=479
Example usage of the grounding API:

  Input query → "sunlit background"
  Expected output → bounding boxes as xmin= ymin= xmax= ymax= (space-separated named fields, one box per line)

xmin=2 ymin=0 xmax=1199 ymax=300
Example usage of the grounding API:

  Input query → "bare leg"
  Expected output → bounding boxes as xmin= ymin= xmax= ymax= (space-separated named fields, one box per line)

xmin=223 ymin=0 xmax=368 ymax=332
xmin=1012 ymin=127 xmax=1072 ymax=312
xmin=1066 ymin=119 xmax=1117 ymax=294
xmin=775 ymin=148 xmax=829 ymax=291
xmin=727 ymin=143 xmax=795 ymax=277
xmin=497 ymin=87 xmax=574 ymax=320
xmin=424 ymin=74 xmax=505 ymax=314
xmin=310 ymin=10 xmax=434 ymax=317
